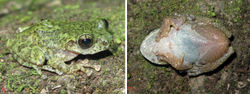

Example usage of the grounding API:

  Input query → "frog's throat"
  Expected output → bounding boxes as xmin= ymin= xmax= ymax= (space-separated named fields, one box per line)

xmin=140 ymin=29 xmax=167 ymax=65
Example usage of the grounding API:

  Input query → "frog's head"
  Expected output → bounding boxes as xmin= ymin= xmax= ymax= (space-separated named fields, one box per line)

xmin=66 ymin=19 xmax=113 ymax=55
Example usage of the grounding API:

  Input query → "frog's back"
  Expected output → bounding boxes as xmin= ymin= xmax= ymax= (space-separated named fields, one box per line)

xmin=7 ymin=28 xmax=38 ymax=51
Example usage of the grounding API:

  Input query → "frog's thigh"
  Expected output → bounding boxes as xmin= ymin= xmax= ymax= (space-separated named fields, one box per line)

xmin=17 ymin=46 xmax=45 ymax=66
xmin=188 ymin=48 xmax=220 ymax=76
xmin=16 ymin=56 xmax=43 ymax=75
xmin=30 ymin=46 xmax=46 ymax=65
xmin=199 ymin=47 xmax=234 ymax=73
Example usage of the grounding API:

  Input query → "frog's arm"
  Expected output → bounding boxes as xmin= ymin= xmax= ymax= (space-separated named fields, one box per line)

xmin=156 ymin=17 xmax=179 ymax=42
xmin=46 ymin=50 xmax=101 ymax=75
xmin=156 ymin=52 xmax=192 ymax=70
xmin=47 ymin=58 xmax=100 ymax=76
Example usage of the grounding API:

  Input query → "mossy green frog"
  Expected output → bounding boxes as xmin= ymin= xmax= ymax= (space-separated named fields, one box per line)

xmin=6 ymin=19 xmax=113 ymax=77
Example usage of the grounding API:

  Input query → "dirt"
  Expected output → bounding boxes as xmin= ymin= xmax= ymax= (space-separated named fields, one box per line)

xmin=128 ymin=0 xmax=249 ymax=94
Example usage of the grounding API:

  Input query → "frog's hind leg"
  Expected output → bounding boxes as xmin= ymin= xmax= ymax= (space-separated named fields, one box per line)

xmin=188 ymin=47 xmax=234 ymax=76
xmin=190 ymin=47 xmax=234 ymax=76
xmin=14 ymin=46 xmax=48 ymax=78
xmin=16 ymin=56 xmax=47 ymax=79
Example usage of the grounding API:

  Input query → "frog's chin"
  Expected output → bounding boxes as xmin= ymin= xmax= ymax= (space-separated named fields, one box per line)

xmin=140 ymin=29 xmax=167 ymax=65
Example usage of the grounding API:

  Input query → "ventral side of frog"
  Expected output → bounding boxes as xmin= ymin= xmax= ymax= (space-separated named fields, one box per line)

xmin=140 ymin=14 xmax=234 ymax=76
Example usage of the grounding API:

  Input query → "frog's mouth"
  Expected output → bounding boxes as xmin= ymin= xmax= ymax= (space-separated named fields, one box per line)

xmin=66 ymin=50 xmax=82 ymax=55
xmin=65 ymin=50 xmax=113 ymax=64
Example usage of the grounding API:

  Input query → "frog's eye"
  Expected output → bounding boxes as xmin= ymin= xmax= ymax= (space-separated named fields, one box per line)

xmin=78 ymin=34 xmax=93 ymax=49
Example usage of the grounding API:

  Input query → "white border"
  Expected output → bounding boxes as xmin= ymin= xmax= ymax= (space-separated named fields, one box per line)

xmin=125 ymin=0 xmax=127 ymax=93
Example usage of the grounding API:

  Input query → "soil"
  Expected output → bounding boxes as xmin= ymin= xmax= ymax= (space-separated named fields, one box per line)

xmin=128 ymin=0 xmax=249 ymax=94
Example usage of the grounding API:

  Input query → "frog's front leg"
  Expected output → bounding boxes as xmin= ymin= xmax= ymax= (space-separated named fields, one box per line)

xmin=156 ymin=17 xmax=179 ymax=42
xmin=46 ymin=50 xmax=101 ymax=75
xmin=46 ymin=58 xmax=100 ymax=76
xmin=14 ymin=46 xmax=48 ymax=78
xmin=73 ymin=59 xmax=101 ymax=76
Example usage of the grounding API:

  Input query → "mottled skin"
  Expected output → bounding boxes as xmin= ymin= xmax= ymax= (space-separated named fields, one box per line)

xmin=6 ymin=19 xmax=113 ymax=77
xmin=141 ymin=15 xmax=234 ymax=76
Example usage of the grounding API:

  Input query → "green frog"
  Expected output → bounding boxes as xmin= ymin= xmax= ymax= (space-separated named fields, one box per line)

xmin=6 ymin=19 xmax=113 ymax=77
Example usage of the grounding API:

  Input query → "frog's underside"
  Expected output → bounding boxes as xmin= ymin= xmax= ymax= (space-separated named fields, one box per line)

xmin=140 ymin=21 xmax=234 ymax=76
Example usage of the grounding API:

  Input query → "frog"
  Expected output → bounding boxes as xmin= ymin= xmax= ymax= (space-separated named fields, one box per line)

xmin=6 ymin=19 xmax=113 ymax=77
xmin=140 ymin=14 xmax=234 ymax=76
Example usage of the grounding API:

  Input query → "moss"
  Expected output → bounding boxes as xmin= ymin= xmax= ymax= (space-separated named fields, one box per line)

xmin=0 ymin=54 xmax=3 ymax=58
xmin=225 ymin=0 xmax=244 ymax=23
xmin=6 ymin=69 xmax=40 ymax=93
xmin=60 ymin=89 xmax=67 ymax=94
xmin=128 ymin=0 xmax=203 ymax=29
xmin=165 ymin=71 xmax=170 ymax=77
xmin=104 ymin=68 xmax=110 ymax=75
xmin=207 ymin=6 xmax=216 ymax=17
xmin=0 ymin=0 xmax=25 ymax=11
xmin=0 ymin=61 xmax=17 ymax=74
xmin=0 ymin=11 xmax=38 ymax=27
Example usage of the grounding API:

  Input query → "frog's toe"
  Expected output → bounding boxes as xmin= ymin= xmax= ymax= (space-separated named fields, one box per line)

xmin=80 ymin=68 xmax=93 ymax=76
xmin=42 ymin=65 xmax=63 ymax=75
xmin=78 ymin=59 xmax=101 ymax=71
xmin=31 ymin=65 xmax=50 ymax=79
xmin=68 ymin=59 xmax=101 ymax=75
xmin=32 ymin=65 xmax=42 ymax=74
xmin=92 ymin=65 xmax=101 ymax=71
xmin=187 ymin=66 xmax=201 ymax=76
xmin=55 ymin=69 xmax=63 ymax=75
xmin=41 ymin=74 xmax=48 ymax=79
